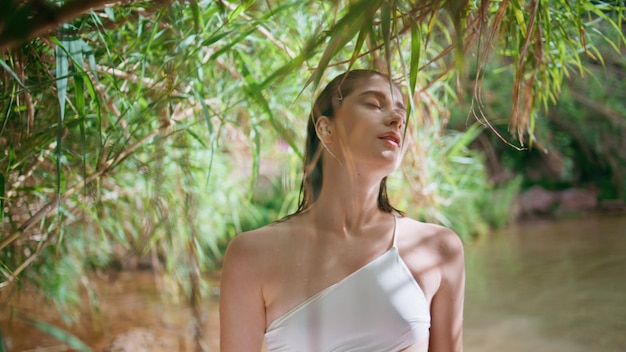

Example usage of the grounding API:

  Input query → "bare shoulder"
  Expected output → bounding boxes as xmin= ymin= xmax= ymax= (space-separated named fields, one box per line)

xmin=223 ymin=220 xmax=292 ymax=268
xmin=220 ymin=222 xmax=295 ymax=350
xmin=398 ymin=216 xmax=464 ymax=259
xmin=398 ymin=218 xmax=465 ymax=351
xmin=396 ymin=216 xmax=464 ymax=304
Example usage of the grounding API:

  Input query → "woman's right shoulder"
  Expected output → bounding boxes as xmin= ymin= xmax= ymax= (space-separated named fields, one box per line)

xmin=223 ymin=220 xmax=295 ymax=267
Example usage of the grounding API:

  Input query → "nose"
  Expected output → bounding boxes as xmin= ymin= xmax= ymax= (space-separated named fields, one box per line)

xmin=385 ymin=110 xmax=404 ymax=130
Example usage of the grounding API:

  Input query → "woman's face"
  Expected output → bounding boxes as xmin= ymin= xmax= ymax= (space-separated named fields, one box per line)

xmin=326 ymin=74 xmax=407 ymax=172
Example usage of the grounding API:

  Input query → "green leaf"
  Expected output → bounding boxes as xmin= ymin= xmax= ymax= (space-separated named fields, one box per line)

xmin=409 ymin=20 xmax=421 ymax=96
xmin=0 ymin=326 xmax=6 ymax=352
xmin=345 ymin=22 xmax=369 ymax=73
xmin=0 ymin=58 xmax=26 ymax=88
xmin=511 ymin=0 xmax=527 ymax=37
xmin=190 ymin=0 xmax=201 ymax=32
xmin=0 ymin=172 xmax=4 ymax=224
xmin=446 ymin=123 xmax=483 ymax=158
xmin=183 ymin=127 xmax=209 ymax=148
xmin=54 ymin=35 xmax=70 ymax=196
xmin=208 ymin=26 xmax=257 ymax=62
xmin=18 ymin=314 xmax=91 ymax=352
xmin=380 ymin=1 xmax=393 ymax=76
xmin=227 ymin=0 xmax=255 ymax=22
xmin=303 ymin=0 xmax=383 ymax=94
xmin=201 ymin=28 xmax=235 ymax=47
xmin=191 ymin=86 xmax=214 ymax=136
xmin=234 ymin=51 xmax=301 ymax=157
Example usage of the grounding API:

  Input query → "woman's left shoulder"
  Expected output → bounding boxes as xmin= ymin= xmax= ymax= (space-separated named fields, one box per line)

xmin=397 ymin=216 xmax=464 ymax=260
xmin=397 ymin=216 xmax=465 ymax=302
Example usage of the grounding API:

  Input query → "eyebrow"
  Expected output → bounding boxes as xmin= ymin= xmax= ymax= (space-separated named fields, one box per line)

xmin=357 ymin=90 xmax=406 ymax=112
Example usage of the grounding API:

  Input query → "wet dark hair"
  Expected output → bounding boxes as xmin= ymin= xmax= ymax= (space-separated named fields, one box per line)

xmin=293 ymin=69 xmax=405 ymax=216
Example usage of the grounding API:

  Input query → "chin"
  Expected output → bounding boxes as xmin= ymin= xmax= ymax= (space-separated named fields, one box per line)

xmin=381 ymin=151 xmax=402 ymax=163
xmin=377 ymin=155 xmax=401 ymax=173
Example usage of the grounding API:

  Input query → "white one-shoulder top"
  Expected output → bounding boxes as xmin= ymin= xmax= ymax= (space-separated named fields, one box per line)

xmin=264 ymin=216 xmax=431 ymax=352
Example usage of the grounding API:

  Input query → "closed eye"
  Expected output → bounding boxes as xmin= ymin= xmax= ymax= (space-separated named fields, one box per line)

xmin=364 ymin=100 xmax=382 ymax=110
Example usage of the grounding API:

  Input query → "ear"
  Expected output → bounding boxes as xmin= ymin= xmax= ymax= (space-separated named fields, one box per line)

xmin=315 ymin=116 xmax=334 ymax=144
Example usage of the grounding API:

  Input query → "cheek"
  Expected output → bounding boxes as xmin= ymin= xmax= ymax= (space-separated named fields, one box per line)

xmin=339 ymin=124 xmax=368 ymax=144
xmin=334 ymin=109 xmax=376 ymax=143
xmin=334 ymin=117 xmax=359 ymax=140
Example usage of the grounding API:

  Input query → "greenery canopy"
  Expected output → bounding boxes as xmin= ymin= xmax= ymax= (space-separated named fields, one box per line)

xmin=0 ymin=0 xmax=624 ymax=348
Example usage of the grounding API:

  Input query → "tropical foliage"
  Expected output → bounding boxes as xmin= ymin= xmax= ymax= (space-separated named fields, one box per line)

xmin=0 ymin=0 xmax=624 ymax=349
xmin=448 ymin=29 xmax=626 ymax=202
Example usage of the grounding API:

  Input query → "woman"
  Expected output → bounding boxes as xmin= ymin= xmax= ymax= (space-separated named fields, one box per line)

xmin=220 ymin=69 xmax=465 ymax=351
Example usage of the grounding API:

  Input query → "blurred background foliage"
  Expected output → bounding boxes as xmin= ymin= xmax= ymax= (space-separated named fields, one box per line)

xmin=0 ymin=0 xmax=625 ymax=348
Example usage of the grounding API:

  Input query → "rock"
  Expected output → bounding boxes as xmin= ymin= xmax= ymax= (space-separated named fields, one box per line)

xmin=558 ymin=188 xmax=598 ymax=212
xmin=518 ymin=186 xmax=559 ymax=215
xmin=104 ymin=328 xmax=155 ymax=352
xmin=104 ymin=327 xmax=180 ymax=352
xmin=599 ymin=199 xmax=626 ymax=213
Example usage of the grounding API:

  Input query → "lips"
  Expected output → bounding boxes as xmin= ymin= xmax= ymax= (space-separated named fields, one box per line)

xmin=378 ymin=131 xmax=401 ymax=146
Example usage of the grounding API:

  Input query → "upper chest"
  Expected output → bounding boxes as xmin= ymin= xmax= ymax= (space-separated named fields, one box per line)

xmin=262 ymin=228 xmax=442 ymax=325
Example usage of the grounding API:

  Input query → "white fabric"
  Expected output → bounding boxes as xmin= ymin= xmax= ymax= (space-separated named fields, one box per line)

xmin=265 ymin=216 xmax=430 ymax=352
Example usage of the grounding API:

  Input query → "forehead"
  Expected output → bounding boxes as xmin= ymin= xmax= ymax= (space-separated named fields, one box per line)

xmin=349 ymin=75 xmax=403 ymax=101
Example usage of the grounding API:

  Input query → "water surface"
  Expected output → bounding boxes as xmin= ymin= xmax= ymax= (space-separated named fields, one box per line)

xmin=464 ymin=214 xmax=626 ymax=352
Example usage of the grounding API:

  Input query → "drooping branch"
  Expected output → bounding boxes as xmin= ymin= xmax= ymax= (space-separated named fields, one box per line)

xmin=0 ymin=0 xmax=172 ymax=51
xmin=0 ymin=0 xmax=115 ymax=50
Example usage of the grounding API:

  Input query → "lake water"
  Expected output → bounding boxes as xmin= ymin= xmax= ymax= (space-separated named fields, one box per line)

xmin=2 ymin=214 xmax=625 ymax=351
xmin=464 ymin=214 xmax=626 ymax=352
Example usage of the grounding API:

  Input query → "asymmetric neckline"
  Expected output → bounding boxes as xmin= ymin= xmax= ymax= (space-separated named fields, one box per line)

xmin=267 ymin=215 xmax=400 ymax=330
xmin=264 ymin=214 xmax=430 ymax=352
xmin=267 ymin=246 xmax=397 ymax=330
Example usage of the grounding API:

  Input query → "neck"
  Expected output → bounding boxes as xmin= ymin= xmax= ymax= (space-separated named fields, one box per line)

xmin=304 ymin=159 xmax=390 ymax=234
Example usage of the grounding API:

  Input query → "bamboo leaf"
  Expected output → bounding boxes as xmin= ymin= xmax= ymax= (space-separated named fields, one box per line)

xmin=409 ymin=19 xmax=421 ymax=96
xmin=201 ymin=28 xmax=236 ymax=47
xmin=73 ymin=65 xmax=86 ymax=119
xmin=304 ymin=0 xmax=383 ymax=94
xmin=0 ymin=58 xmax=26 ymax=88
xmin=0 ymin=172 xmax=4 ymax=223
xmin=18 ymin=314 xmax=91 ymax=352
xmin=210 ymin=1 xmax=301 ymax=64
xmin=234 ymin=51 xmax=301 ymax=157
xmin=345 ymin=22 xmax=369 ymax=73
xmin=53 ymin=35 xmax=98 ymax=196
xmin=191 ymin=86 xmax=213 ymax=136
xmin=183 ymin=127 xmax=209 ymax=148
xmin=0 ymin=327 xmax=5 ymax=352
xmin=190 ymin=0 xmax=201 ymax=32
xmin=380 ymin=1 xmax=393 ymax=75
xmin=446 ymin=123 xmax=483 ymax=157
xmin=259 ymin=48 xmax=312 ymax=90
xmin=208 ymin=26 xmax=257 ymax=61
xmin=86 ymin=46 xmax=99 ymax=83
xmin=145 ymin=10 xmax=166 ymax=55
xmin=55 ymin=34 xmax=70 ymax=196
xmin=511 ymin=0 xmax=528 ymax=37
xmin=249 ymin=123 xmax=261 ymax=201
xmin=227 ymin=0 xmax=255 ymax=22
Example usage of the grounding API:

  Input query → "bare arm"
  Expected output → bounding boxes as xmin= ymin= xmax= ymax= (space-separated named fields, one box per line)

xmin=428 ymin=230 xmax=465 ymax=352
xmin=219 ymin=233 xmax=267 ymax=351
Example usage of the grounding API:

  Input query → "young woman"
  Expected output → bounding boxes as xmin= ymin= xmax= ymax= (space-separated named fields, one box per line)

xmin=220 ymin=69 xmax=465 ymax=352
